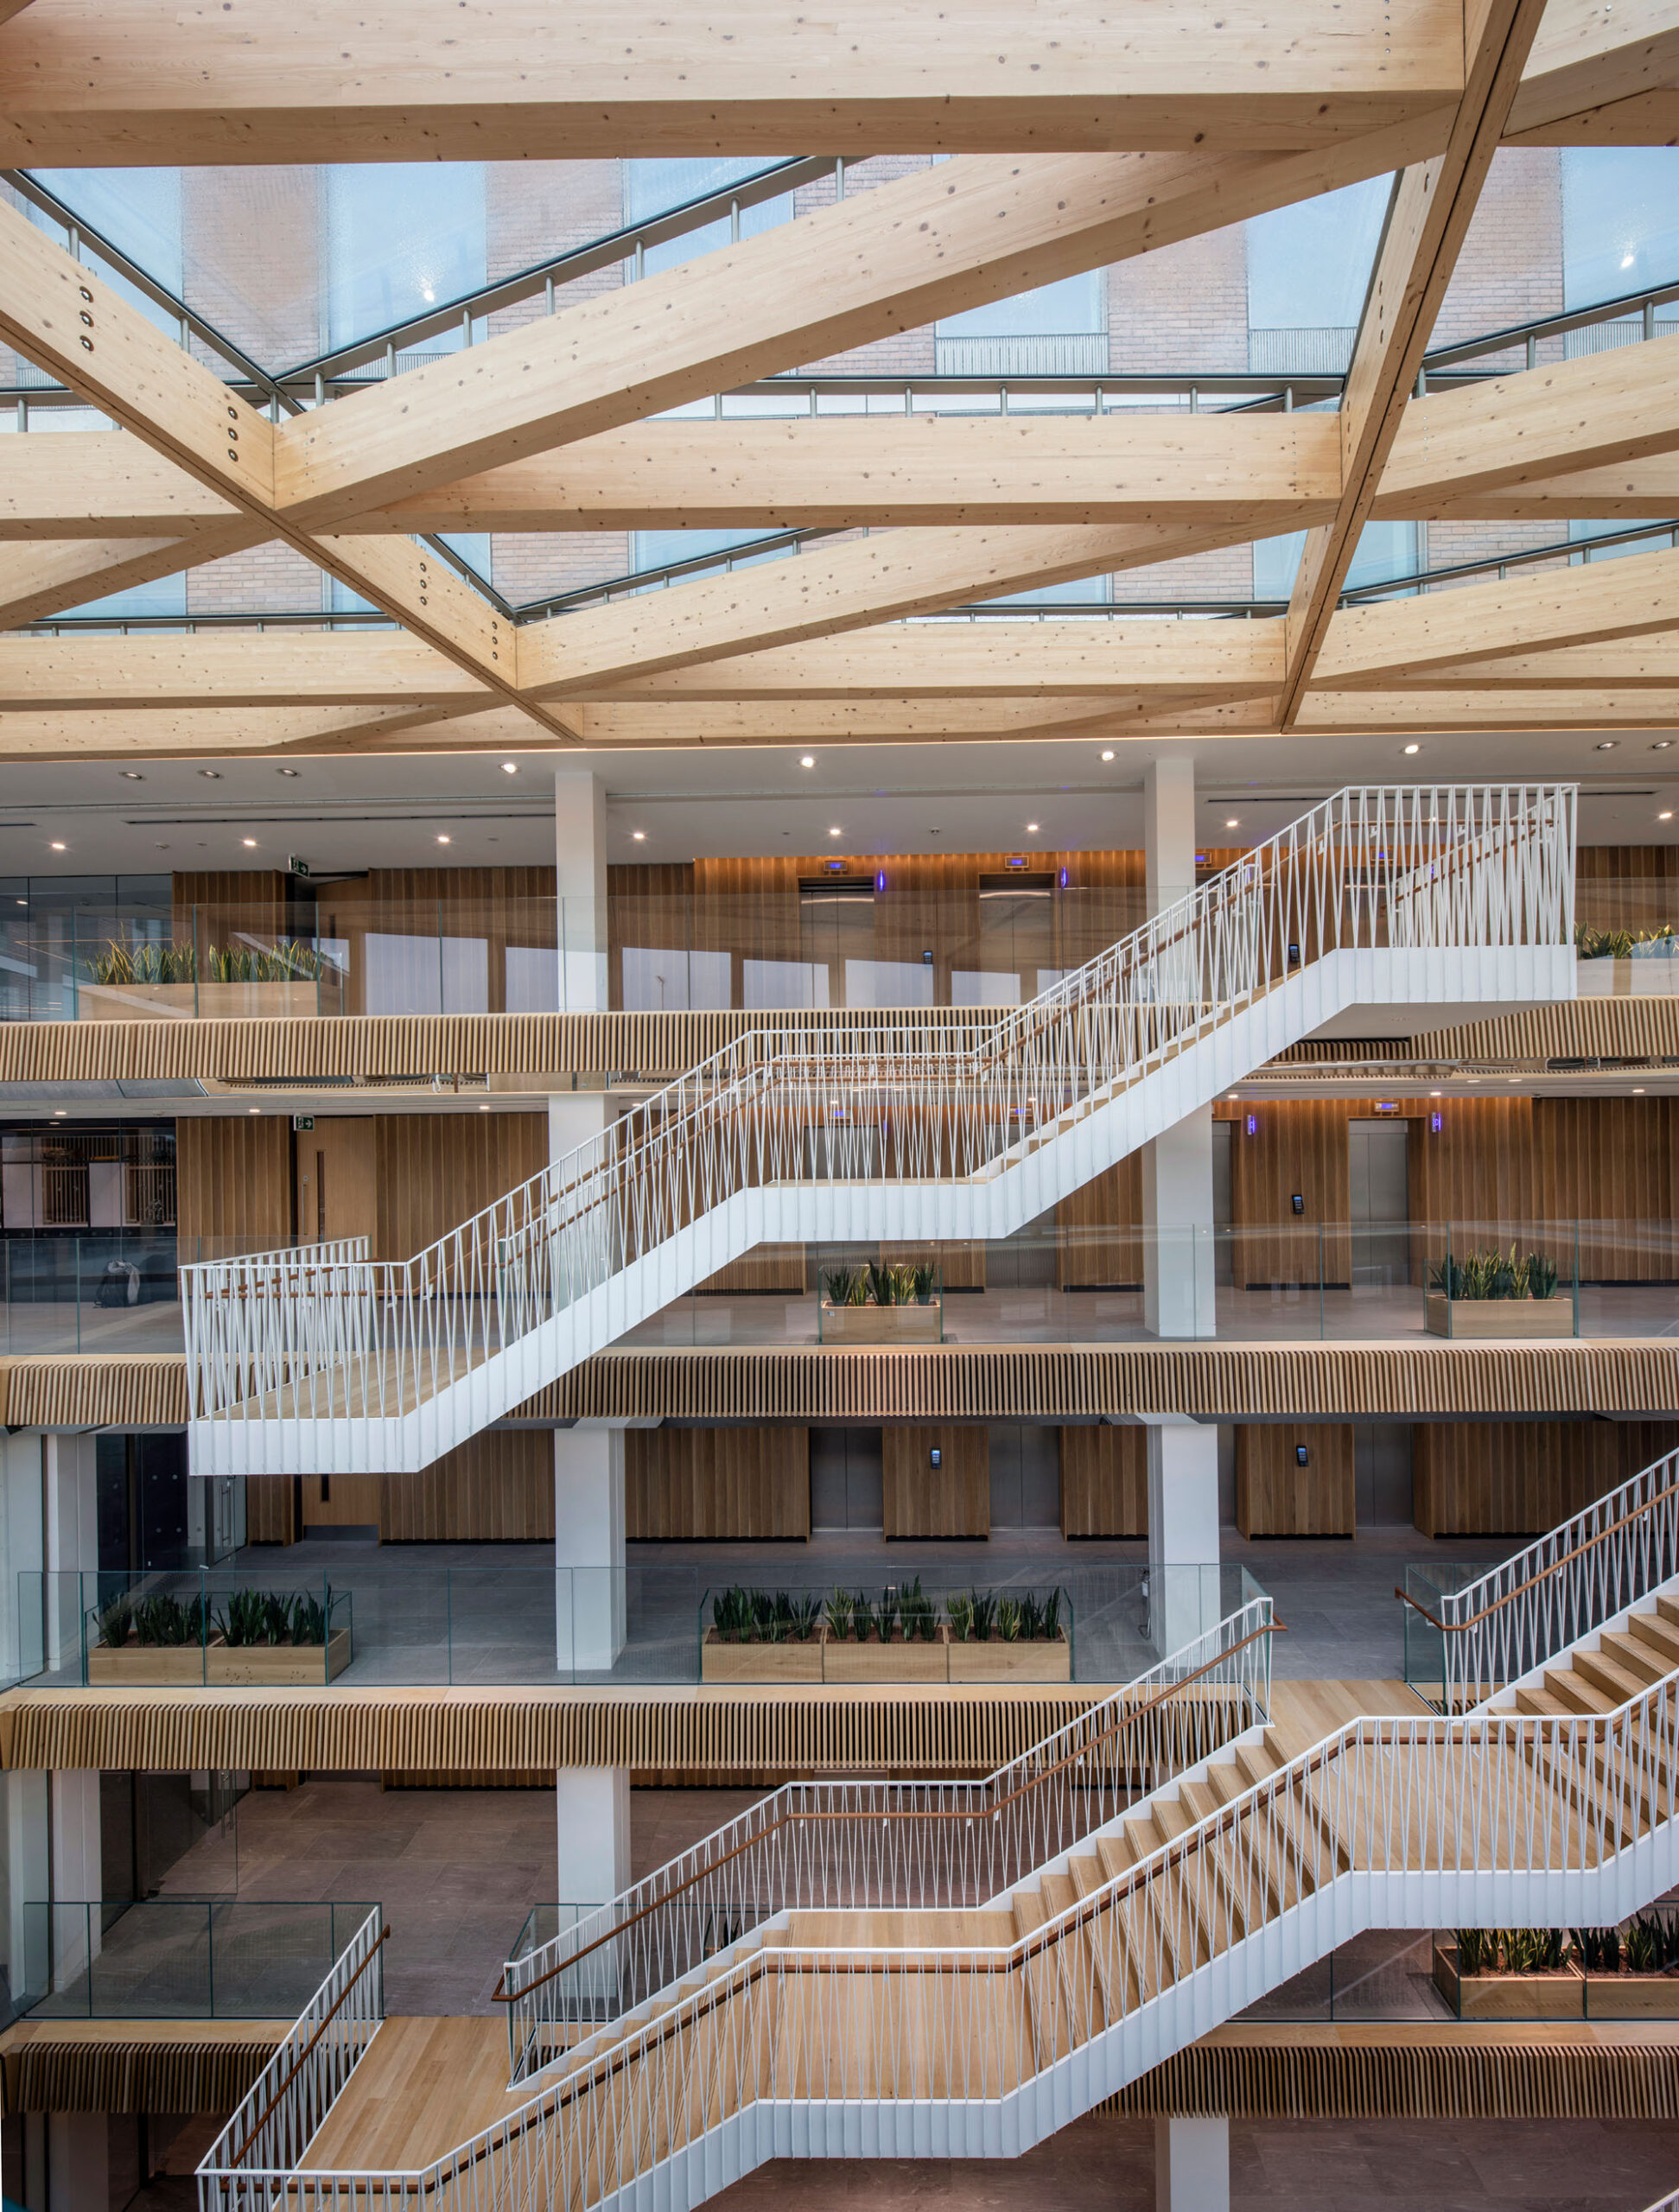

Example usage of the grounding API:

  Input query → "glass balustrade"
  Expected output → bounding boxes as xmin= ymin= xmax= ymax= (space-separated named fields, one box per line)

xmin=7 ymin=1218 xmax=1676 ymax=1357
xmin=10 ymin=1898 xmax=378 ymax=2023
xmin=7 ymin=1562 xmax=1262 ymax=1695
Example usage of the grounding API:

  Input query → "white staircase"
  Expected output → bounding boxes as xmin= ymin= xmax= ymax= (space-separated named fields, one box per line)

xmin=182 ymin=784 xmax=1576 ymax=1474
xmin=199 ymin=1452 xmax=1679 ymax=2212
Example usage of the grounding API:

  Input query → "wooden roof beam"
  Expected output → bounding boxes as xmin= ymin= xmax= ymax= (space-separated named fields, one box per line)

xmin=0 ymin=0 xmax=1466 ymax=165
xmin=0 ymin=632 xmax=493 ymax=709
xmin=516 ymin=519 xmax=1260 ymax=697
xmin=0 ymin=196 xmax=565 ymax=738
xmin=1277 ymin=0 xmax=1552 ymax=727
xmin=1502 ymin=0 xmax=1679 ymax=138
xmin=270 ymin=132 xmax=1447 ymax=531
xmin=1316 ymin=539 xmax=1679 ymax=683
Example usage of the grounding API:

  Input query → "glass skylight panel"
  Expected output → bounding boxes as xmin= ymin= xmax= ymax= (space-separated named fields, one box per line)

xmin=626 ymin=157 xmax=793 ymax=275
xmin=1245 ymin=174 xmax=1394 ymax=374
xmin=1561 ymin=149 xmax=1679 ymax=312
xmin=324 ymin=164 xmax=487 ymax=353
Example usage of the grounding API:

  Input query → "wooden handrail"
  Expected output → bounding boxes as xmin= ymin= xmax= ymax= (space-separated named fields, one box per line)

xmin=226 ymin=1923 xmax=389 ymax=2170
xmin=494 ymin=1617 xmax=1281 ymax=2004
xmin=1395 ymin=1469 xmax=1679 ymax=1636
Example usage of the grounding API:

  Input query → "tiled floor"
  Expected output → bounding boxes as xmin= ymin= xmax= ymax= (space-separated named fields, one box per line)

xmin=158 ymin=1777 xmax=767 ymax=2017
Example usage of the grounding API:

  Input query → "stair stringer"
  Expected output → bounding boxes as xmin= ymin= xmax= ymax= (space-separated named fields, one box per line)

xmin=190 ymin=940 xmax=1571 ymax=1475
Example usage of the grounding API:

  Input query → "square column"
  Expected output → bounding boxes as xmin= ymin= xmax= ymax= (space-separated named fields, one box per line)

xmin=556 ymin=1767 xmax=631 ymax=1910
xmin=556 ymin=769 xmax=607 ymax=1012
xmin=43 ymin=1433 xmax=97 ymax=1681
xmin=555 ymin=1424 xmax=626 ymax=1675
xmin=1155 ymin=2115 xmax=1229 ymax=2212
xmin=1145 ymin=1415 xmax=1221 ymax=1655
xmin=1142 ymin=757 xmax=1216 ymax=1338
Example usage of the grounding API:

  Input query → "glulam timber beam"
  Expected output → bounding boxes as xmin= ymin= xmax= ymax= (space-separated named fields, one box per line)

xmin=0 ymin=198 xmax=558 ymax=736
xmin=588 ymin=621 xmax=1283 ymax=701
xmin=0 ymin=706 xmax=462 ymax=760
xmin=1295 ymin=685 xmax=1679 ymax=726
xmin=517 ymin=520 xmax=1262 ymax=696
xmin=0 ymin=0 xmax=1468 ymax=165
xmin=1387 ymin=638 xmax=1679 ymax=686
xmin=1502 ymin=0 xmax=1679 ymax=138
xmin=0 ymin=632 xmax=493 ymax=709
xmin=0 ymin=531 xmax=256 ymax=626
xmin=10 ymin=333 xmax=1678 ymax=550
xmin=1278 ymin=0 xmax=1550 ymax=726
xmin=1317 ymin=540 xmax=1679 ymax=683
xmin=269 ymin=136 xmax=1446 ymax=531
xmin=571 ymin=699 xmax=1134 ymax=746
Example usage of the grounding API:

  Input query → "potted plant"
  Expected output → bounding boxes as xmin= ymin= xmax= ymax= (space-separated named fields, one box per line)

xmin=86 ymin=1583 xmax=353 ymax=1685
xmin=1434 ymin=1926 xmax=1580 ymax=2019
xmin=821 ymin=1580 xmax=948 ymax=1683
xmin=700 ymin=1583 xmax=824 ymax=1682
xmin=1575 ymin=921 xmax=1679 ymax=998
xmin=946 ymin=1586 xmax=1071 ymax=1683
xmin=1424 ymin=1244 xmax=1574 ymax=1340
xmin=819 ymin=1260 xmax=943 ymax=1345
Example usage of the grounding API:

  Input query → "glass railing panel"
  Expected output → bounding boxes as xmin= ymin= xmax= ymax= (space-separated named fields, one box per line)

xmin=14 ymin=1899 xmax=378 ymax=2021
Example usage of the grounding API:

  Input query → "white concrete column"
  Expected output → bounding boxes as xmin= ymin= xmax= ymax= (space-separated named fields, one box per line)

xmin=1145 ymin=1415 xmax=1221 ymax=1656
xmin=548 ymin=1090 xmax=611 ymax=1176
xmin=555 ymin=1424 xmax=626 ymax=1674
xmin=1154 ymin=2115 xmax=1230 ymax=2212
xmin=4 ymin=1769 xmax=48 ymax=2008
xmin=556 ymin=1767 xmax=632 ymax=1910
xmin=0 ymin=1427 xmax=46 ymax=1687
xmin=1142 ymin=757 xmax=1216 ymax=1338
xmin=43 ymin=1432 xmax=97 ymax=1681
xmin=556 ymin=769 xmax=608 ymax=1012
xmin=49 ymin=2111 xmax=110 ymax=2212
xmin=50 ymin=1767 xmax=103 ymax=1988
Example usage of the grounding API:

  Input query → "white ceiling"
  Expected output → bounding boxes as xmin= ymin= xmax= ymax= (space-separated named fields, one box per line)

xmin=0 ymin=724 xmax=1676 ymax=874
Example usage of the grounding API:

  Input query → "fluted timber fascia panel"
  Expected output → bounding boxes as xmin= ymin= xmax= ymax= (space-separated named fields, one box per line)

xmin=0 ymin=1007 xmax=988 ymax=1088
xmin=1105 ymin=2029 xmax=1679 ymax=2120
xmin=0 ymin=1688 xmax=1098 ymax=1777
xmin=525 ymin=1343 xmax=1679 ymax=1423
xmin=8 ymin=1341 xmax=1679 ymax=1433
xmin=0 ymin=2027 xmax=287 ymax=2118
xmin=4 ymin=1000 xmax=1673 ymax=1090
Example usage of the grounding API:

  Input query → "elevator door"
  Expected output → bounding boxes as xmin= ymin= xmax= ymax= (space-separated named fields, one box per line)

xmin=809 ymin=1426 xmax=885 ymax=1530
xmin=1349 ymin=1120 xmax=1410 ymax=1297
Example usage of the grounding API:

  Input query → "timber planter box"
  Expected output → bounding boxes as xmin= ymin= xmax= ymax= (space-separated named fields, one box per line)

xmin=1581 ymin=1974 xmax=1679 ymax=2019
xmin=823 ymin=1632 xmax=950 ymax=1684
xmin=77 ymin=981 xmax=320 ymax=1022
xmin=700 ymin=1633 xmax=824 ymax=1684
xmin=88 ymin=1628 xmax=353 ymax=1687
xmin=1424 ymin=1294 xmax=1574 ymax=1340
xmin=948 ymin=1631 xmax=1072 ymax=1684
xmin=819 ymin=1302 xmax=942 ymax=1345
xmin=1433 ymin=1943 xmax=1583 ymax=2020
xmin=1576 ymin=957 xmax=1679 ymax=998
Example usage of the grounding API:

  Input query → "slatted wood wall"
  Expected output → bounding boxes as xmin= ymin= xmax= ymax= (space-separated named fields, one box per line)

xmin=1057 ymin=1156 xmax=1144 ymax=1288
xmin=625 ymin=1425 xmax=811 ymax=1540
xmin=1236 ymin=1422 xmax=1356 ymax=1537
xmin=312 ymin=867 xmax=556 ymax=1017
xmin=1058 ymin=1425 xmax=1148 ymax=1536
xmin=1412 ymin=1418 xmax=1679 ymax=1536
xmin=372 ymin=1110 xmax=549 ymax=1259
xmin=1410 ymin=1096 xmax=1679 ymax=1281
xmin=174 ymin=1116 xmax=292 ymax=1252
xmin=1226 ymin=1099 xmax=1360 ymax=1288
xmin=171 ymin=868 xmax=289 ymax=947
xmin=881 ymin=1425 xmax=990 ymax=1537
xmin=381 ymin=1427 xmax=554 ymax=1542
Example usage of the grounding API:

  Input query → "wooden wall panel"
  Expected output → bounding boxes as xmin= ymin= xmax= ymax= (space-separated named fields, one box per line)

xmin=1412 ymin=1419 xmax=1679 ymax=1536
xmin=174 ymin=1116 xmax=291 ymax=1252
xmin=1574 ymin=844 xmax=1679 ymax=935
xmin=245 ymin=1476 xmax=296 ymax=1546
xmin=299 ymin=1471 xmax=383 ymax=1531
xmin=882 ymin=1425 xmax=989 ymax=1538
xmin=381 ymin=1427 xmax=554 ymax=1542
xmin=374 ymin=1112 xmax=548 ymax=1259
xmin=172 ymin=868 xmax=288 ymax=947
xmin=625 ymin=1425 xmax=811 ymax=1540
xmin=1224 ymin=1099 xmax=1357 ymax=1288
xmin=1409 ymin=1096 xmax=1677 ymax=1282
xmin=1059 ymin=1425 xmax=1148 ymax=1537
xmin=1236 ymin=1423 xmax=1355 ymax=1537
xmin=296 ymin=1116 xmax=377 ymax=1249
xmin=1057 ymin=1155 xmax=1143 ymax=1288
xmin=698 ymin=1245 xmax=807 ymax=1294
